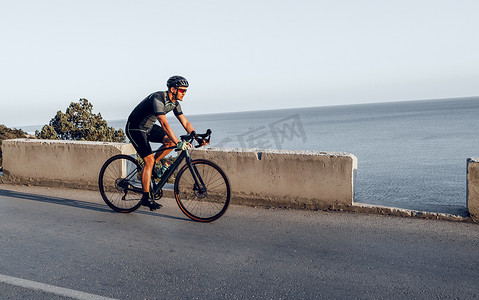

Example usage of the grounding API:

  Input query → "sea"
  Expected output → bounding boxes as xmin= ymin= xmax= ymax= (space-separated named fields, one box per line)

xmin=20 ymin=97 xmax=479 ymax=216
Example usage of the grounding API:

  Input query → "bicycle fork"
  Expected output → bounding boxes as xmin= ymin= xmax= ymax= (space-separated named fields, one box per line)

xmin=185 ymin=156 xmax=207 ymax=196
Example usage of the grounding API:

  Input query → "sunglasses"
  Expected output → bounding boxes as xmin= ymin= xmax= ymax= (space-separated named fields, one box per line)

xmin=177 ymin=88 xmax=187 ymax=94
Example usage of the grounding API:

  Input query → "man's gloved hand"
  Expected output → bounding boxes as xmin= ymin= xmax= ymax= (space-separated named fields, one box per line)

xmin=196 ymin=138 xmax=209 ymax=146
xmin=176 ymin=141 xmax=189 ymax=151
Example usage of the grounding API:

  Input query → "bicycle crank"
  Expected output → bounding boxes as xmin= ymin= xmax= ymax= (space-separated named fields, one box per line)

xmin=154 ymin=189 xmax=163 ymax=200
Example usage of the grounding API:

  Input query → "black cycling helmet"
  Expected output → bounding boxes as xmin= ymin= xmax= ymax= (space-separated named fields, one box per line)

xmin=167 ymin=76 xmax=189 ymax=89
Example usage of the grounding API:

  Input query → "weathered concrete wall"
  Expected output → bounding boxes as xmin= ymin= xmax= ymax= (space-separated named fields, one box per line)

xmin=1 ymin=139 xmax=135 ymax=189
xmin=1 ymin=139 xmax=357 ymax=209
xmin=467 ymin=158 xmax=479 ymax=221
xmin=190 ymin=148 xmax=357 ymax=209
xmin=2 ymin=139 xmax=477 ymax=221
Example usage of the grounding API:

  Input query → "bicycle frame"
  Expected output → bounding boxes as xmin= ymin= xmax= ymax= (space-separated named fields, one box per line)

xmin=125 ymin=130 xmax=213 ymax=196
xmin=150 ymin=147 xmax=206 ymax=196
xmin=150 ymin=147 xmax=188 ymax=193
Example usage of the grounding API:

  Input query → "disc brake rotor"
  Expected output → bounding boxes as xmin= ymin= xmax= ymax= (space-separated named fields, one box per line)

xmin=193 ymin=183 xmax=208 ymax=199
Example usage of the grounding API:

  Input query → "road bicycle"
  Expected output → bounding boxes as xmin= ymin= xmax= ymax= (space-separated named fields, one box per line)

xmin=98 ymin=130 xmax=230 ymax=222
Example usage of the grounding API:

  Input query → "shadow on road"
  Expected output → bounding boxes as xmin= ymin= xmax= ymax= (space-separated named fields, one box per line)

xmin=0 ymin=189 xmax=191 ymax=222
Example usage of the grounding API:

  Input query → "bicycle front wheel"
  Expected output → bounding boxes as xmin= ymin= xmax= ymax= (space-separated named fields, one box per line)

xmin=99 ymin=154 xmax=143 ymax=213
xmin=174 ymin=159 xmax=230 ymax=222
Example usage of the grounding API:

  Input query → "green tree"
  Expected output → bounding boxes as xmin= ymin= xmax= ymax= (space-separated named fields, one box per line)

xmin=0 ymin=125 xmax=27 ymax=168
xmin=35 ymin=98 xmax=126 ymax=142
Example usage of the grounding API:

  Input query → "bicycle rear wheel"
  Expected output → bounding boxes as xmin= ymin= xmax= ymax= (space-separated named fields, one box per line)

xmin=174 ymin=159 xmax=230 ymax=222
xmin=99 ymin=154 xmax=143 ymax=213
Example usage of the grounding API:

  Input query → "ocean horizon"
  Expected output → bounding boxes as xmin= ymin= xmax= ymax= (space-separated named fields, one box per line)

xmin=14 ymin=97 xmax=479 ymax=215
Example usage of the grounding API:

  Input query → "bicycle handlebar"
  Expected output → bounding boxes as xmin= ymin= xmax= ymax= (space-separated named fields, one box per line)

xmin=180 ymin=129 xmax=212 ymax=148
xmin=153 ymin=129 xmax=212 ymax=153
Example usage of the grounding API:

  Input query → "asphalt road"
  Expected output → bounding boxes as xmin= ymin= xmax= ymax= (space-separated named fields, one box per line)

xmin=0 ymin=184 xmax=478 ymax=299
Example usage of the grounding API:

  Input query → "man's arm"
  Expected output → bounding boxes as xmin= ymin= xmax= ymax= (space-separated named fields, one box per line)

xmin=176 ymin=114 xmax=209 ymax=146
xmin=157 ymin=115 xmax=180 ymax=144
xmin=176 ymin=114 xmax=195 ymax=134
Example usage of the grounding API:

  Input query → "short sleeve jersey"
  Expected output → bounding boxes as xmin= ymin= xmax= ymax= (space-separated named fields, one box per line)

xmin=127 ymin=91 xmax=183 ymax=131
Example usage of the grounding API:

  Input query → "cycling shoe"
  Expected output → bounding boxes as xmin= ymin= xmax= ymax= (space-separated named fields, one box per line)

xmin=141 ymin=196 xmax=162 ymax=211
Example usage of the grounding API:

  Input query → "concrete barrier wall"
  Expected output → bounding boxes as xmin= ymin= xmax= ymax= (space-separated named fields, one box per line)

xmin=1 ymin=139 xmax=357 ymax=209
xmin=190 ymin=148 xmax=357 ymax=209
xmin=467 ymin=158 xmax=479 ymax=221
xmin=2 ymin=139 xmax=478 ymax=221
xmin=1 ymin=139 xmax=135 ymax=189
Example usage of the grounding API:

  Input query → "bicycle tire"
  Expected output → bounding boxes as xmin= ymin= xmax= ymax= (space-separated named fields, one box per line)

xmin=174 ymin=159 xmax=230 ymax=222
xmin=99 ymin=154 xmax=143 ymax=213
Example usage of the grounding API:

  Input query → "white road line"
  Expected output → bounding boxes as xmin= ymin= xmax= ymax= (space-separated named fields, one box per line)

xmin=0 ymin=274 xmax=118 ymax=300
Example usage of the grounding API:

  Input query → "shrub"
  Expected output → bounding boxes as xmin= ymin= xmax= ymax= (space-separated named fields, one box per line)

xmin=35 ymin=98 xmax=126 ymax=142
xmin=0 ymin=125 xmax=27 ymax=169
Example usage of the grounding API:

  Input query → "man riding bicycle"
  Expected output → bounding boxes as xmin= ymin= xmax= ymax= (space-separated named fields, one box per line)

xmin=125 ymin=75 xmax=205 ymax=210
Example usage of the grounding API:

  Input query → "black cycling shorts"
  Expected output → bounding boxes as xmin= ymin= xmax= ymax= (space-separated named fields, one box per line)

xmin=126 ymin=122 xmax=166 ymax=158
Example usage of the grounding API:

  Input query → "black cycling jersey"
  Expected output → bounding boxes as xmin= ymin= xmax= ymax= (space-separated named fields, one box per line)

xmin=127 ymin=91 xmax=183 ymax=131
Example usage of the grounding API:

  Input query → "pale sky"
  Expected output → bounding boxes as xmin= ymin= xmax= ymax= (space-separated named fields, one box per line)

xmin=1 ymin=0 xmax=478 ymax=127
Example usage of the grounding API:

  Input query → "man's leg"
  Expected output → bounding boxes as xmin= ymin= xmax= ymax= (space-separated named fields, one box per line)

xmin=140 ymin=154 xmax=161 ymax=210
xmin=126 ymin=125 xmax=161 ymax=210
xmin=153 ymin=137 xmax=175 ymax=162
xmin=148 ymin=127 xmax=174 ymax=163
xmin=140 ymin=138 xmax=174 ymax=210
xmin=141 ymin=154 xmax=155 ymax=193
xmin=140 ymin=129 xmax=173 ymax=210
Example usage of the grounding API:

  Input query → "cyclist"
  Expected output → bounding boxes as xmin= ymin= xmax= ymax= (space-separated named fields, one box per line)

xmin=125 ymin=75 xmax=203 ymax=210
